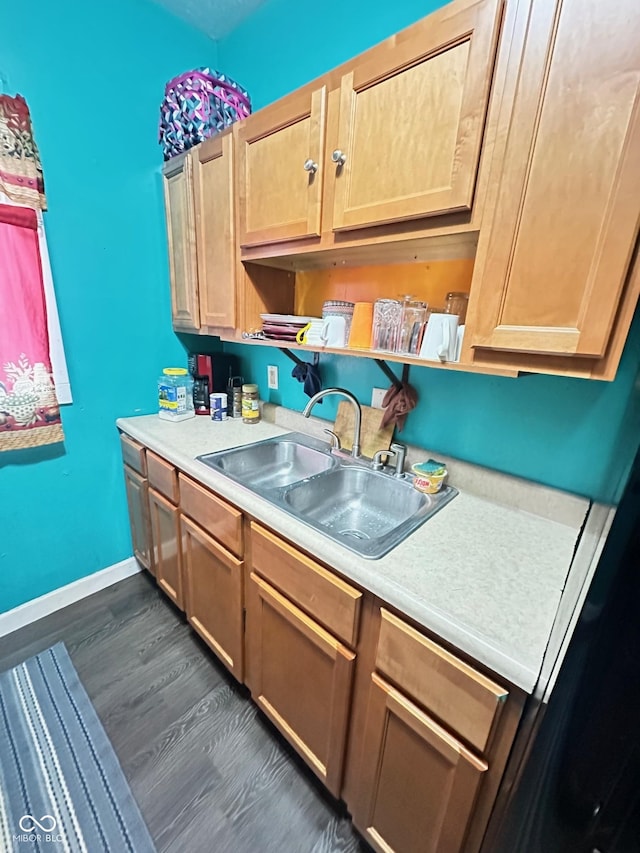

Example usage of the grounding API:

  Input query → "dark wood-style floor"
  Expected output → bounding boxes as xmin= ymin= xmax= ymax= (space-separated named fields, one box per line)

xmin=0 ymin=572 xmax=369 ymax=853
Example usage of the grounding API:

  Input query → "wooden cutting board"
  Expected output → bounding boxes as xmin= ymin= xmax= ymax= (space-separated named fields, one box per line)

xmin=334 ymin=402 xmax=394 ymax=459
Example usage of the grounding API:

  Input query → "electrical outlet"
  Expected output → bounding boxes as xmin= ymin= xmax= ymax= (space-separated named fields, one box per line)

xmin=267 ymin=365 xmax=279 ymax=390
xmin=371 ymin=387 xmax=386 ymax=409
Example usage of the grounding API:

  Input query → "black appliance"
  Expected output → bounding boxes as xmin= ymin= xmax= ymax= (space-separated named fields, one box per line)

xmin=188 ymin=353 xmax=238 ymax=415
xmin=488 ymin=448 xmax=640 ymax=853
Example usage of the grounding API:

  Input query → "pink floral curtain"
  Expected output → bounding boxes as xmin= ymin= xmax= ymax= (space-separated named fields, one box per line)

xmin=0 ymin=94 xmax=46 ymax=210
xmin=0 ymin=96 xmax=63 ymax=451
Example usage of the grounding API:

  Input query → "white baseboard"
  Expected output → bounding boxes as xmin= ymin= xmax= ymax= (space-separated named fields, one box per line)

xmin=0 ymin=557 xmax=142 ymax=640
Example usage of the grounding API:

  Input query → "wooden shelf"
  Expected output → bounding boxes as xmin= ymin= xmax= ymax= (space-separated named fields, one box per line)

xmin=220 ymin=334 xmax=519 ymax=378
xmin=242 ymin=231 xmax=479 ymax=271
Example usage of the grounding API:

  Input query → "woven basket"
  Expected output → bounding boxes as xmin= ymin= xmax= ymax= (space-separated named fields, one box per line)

xmin=0 ymin=423 xmax=64 ymax=451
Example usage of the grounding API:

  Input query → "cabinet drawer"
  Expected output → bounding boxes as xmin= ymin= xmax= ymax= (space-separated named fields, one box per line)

xmin=120 ymin=434 xmax=146 ymax=476
xmin=376 ymin=609 xmax=508 ymax=754
xmin=179 ymin=474 xmax=243 ymax=557
xmin=250 ymin=523 xmax=362 ymax=647
xmin=147 ymin=450 xmax=179 ymax=504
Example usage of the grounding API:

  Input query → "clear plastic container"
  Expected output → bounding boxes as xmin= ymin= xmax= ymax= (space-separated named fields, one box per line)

xmin=158 ymin=368 xmax=195 ymax=421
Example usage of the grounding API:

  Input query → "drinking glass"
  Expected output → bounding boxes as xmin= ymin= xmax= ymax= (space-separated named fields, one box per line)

xmin=372 ymin=299 xmax=403 ymax=352
xmin=397 ymin=299 xmax=427 ymax=355
xmin=444 ymin=292 xmax=469 ymax=324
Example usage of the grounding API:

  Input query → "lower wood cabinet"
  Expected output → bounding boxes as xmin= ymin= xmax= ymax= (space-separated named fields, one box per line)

xmin=120 ymin=437 xmax=525 ymax=851
xmin=357 ymin=673 xmax=488 ymax=853
xmin=349 ymin=608 xmax=521 ymax=853
xmin=123 ymin=464 xmax=153 ymax=574
xmin=120 ymin=435 xmax=153 ymax=574
xmin=247 ymin=572 xmax=355 ymax=796
xmin=149 ymin=487 xmax=183 ymax=610
xmin=181 ymin=514 xmax=244 ymax=680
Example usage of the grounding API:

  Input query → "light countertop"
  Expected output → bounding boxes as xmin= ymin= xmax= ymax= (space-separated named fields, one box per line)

xmin=117 ymin=413 xmax=590 ymax=694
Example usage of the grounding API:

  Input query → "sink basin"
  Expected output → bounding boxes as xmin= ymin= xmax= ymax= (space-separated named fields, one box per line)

xmin=284 ymin=466 xmax=424 ymax=537
xmin=198 ymin=434 xmax=338 ymax=490
xmin=283 ymin=466 xmax=456 ymax=558
xmin=198 ymin=433 xmax=457 ymax=559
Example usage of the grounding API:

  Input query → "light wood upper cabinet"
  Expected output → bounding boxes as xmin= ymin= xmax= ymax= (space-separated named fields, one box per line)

xmin=467 ymin=0 xmax=640 ymax=359
xmin=236 ymin=0 xmax=501 ymax=248
xmin=162 ymin=152 xmax=200 ymax=331
xmin=331 ymin=0 xmax=502 ymax=231
xmin=192 ymin=130 xmax=237 ymax=330
xmin=237 ymin=87 xmax=327 ymax=247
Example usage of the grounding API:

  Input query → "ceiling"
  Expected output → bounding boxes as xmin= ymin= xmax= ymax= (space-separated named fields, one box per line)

xmin=149 ymin=0 xmax=268 ymax=40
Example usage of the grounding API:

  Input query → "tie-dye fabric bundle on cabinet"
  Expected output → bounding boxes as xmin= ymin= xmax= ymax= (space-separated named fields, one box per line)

xmin=159 ymin=68 xmax=251 ymax=160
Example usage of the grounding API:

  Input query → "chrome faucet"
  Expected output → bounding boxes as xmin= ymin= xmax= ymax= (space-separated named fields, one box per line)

xmin=302 ymin=388 xmax=362 ymax=459
xmin=390 ymin=442 xmax=407 ymax=478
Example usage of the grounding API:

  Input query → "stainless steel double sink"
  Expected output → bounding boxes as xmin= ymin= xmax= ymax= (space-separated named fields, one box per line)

xmin=197 ymin=432 xmax=457 ymax=559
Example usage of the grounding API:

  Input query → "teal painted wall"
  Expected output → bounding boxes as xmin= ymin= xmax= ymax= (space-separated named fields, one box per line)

xmin=219 ymin=0 xmax=640 ymax=504
xmin=219 ymin=0 xmax=441 ymax=109
xmin=0 ymin=0 xmax=215 ymax=613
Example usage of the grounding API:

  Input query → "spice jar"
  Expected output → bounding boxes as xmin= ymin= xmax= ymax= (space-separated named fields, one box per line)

xmin=241 ymin=383 xmax=261 ymax=424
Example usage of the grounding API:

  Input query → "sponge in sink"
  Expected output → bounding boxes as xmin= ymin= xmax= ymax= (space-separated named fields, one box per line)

xmin=412 ymin=459 xmax=447 ymax=476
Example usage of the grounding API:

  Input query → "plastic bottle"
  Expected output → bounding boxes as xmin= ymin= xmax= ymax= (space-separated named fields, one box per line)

xmin=158 ymin=368 xmax=195 ymax=421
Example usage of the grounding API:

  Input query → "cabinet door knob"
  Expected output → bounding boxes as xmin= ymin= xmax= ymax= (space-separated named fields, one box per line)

xmin=332 ymin=149 xmax=347 ymax=166
xmin=303 ymin=158 xmax=318 ymax=173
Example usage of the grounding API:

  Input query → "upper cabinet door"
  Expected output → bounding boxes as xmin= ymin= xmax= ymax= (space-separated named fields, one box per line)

xmin=162 ymin=153 xmax=200 ymax=331
xmin=331 ymin=0 xmax=503 ymax=232
xmin=193 ymin=131 xmax=236 ymax=330
xmin=468 ymin=0 xmax=640 ymax=358
xmin=238 ymin=87 xmax=327 ymax=247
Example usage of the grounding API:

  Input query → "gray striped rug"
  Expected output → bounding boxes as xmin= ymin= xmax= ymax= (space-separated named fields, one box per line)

xmin=0 ymin=643 xmax=155 ymax=853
